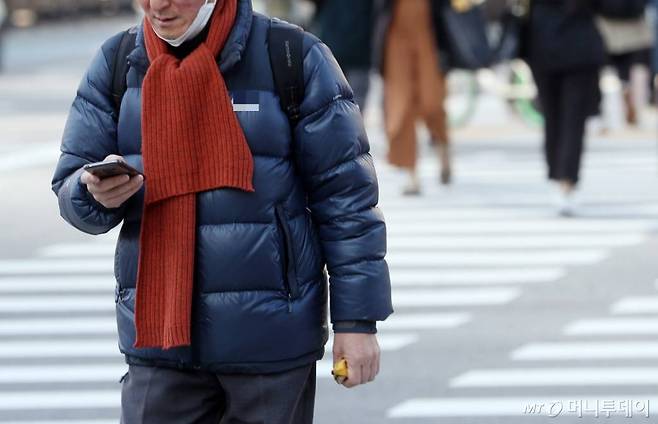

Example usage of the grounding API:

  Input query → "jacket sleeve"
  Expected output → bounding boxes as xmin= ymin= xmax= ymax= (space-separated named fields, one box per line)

xmin=51 ymin=35 xmax=127 ymax=235
xmin=293 ymin=39 xmax=393 ymax=324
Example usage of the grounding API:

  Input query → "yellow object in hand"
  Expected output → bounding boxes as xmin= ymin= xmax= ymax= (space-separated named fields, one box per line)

xmin=332 ymin=359 xmax=349 ymax=384
xmin=451 ymin=0 xmax=470 ymax=12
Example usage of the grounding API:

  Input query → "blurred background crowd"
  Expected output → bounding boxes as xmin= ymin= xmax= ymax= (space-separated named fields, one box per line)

xmin=0 ymin=0 xmax=656 ymax=207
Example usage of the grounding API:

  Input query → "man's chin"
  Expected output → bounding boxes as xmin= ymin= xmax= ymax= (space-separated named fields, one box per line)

xmin=157 ymin=30 xmax=179 ymax=39
xmin=148 ymin=18 xmax=185 ymax=39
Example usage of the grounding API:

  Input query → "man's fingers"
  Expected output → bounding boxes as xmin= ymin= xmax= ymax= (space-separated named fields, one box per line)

xmin=374 ymin=349 xmax=381 ymax=379
xmin=101 ymin=176 xmax=143 ymax=203
xmin=81 ymin=156 xmax=126 ymax=186
xmin=342 ymin=361 xmax=363 ymax=388
xmin=104 ymin=154 xmax=125 ymax=162
xmin=87 ymin=174 xmax=131 ymax=195
xmin=360 ymin=362 xmax=372 ymax=384
xmin=360 ymin=363 xmax=370 ymax=385
xmin=366 ymin=356 xmax=377 ymax=383
xmin=349 ymin=344 xmax=378 ymax=385
xmin=95 ymin=176 xmax=143 ymax=207
xmin=332 ymin=333 xmax=381 ymax=388
xmin=370 ymin=341 xmax=381 ymax=382
xmin=80 ymin=171 xmax=100 ymax=185
xmin=368 ymin=357 xmax=378 ymax=382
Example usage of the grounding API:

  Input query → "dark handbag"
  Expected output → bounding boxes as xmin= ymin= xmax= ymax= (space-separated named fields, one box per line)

xmin=433 ymin=0 xmax=493 ymax=70
xmin=493 ymin=0 xmax=531 ymax=63
xmin=597 ymin=0 xmax=647 ymax=19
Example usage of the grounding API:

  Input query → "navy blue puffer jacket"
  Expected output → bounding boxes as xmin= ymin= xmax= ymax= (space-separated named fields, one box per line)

xmin=51 ymin=0 xmax=393 ymax=374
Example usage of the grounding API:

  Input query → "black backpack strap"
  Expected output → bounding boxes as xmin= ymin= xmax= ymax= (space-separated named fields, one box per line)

xmin=268 ymin=20 xmax=306 ymax=125
xmin=111 ymin=27 xmax=137 ymax=118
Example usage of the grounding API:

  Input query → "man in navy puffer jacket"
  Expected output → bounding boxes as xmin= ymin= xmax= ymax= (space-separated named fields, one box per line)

xmin=50 ymin=0 xmax=393 ymax=421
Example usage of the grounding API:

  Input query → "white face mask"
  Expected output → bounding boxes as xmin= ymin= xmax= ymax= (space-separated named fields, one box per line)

xmin=153 ymin=0 xmax=217 ymax=48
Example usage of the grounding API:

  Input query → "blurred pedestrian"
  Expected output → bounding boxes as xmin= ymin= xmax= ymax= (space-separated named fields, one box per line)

xmin=309 ymin=0 xmax=374 ymax=111
xmin=0 ymin=0 xmax=7 ymax=72
xmin=598 ymin=8 xmax=654 ymax=125
xmin=653 ymin=0 xmax=658 ymax=99
xmin=51 ymin=0 xmax=393 ymax=421
xmin=527 ymin=0 xmax=606 ymax=216
xmin=375 ymin=0 xmax=451 ymax=195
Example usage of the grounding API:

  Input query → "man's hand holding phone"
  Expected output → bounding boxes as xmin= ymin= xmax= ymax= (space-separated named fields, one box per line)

xmin=81 ymin=155 xmax=144 ymax=209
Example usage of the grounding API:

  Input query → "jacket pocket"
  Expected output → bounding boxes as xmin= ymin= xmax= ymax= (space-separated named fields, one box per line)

xmin=275 ymin=204 xmax=300 ymax=301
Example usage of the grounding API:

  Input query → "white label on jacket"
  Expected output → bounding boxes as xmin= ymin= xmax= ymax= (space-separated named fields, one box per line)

xmin=231 ymin=91 xmax=261 ymax=112
xmin=232 ymin=102 xmax=260 ymax=112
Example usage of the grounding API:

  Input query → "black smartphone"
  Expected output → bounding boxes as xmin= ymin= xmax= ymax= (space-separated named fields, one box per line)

xmin=83 ymin=160 xmax=143 ymax=179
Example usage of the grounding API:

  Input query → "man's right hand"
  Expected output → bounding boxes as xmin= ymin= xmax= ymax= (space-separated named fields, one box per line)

xmin=80 ymin=155 xmax=144 ymax=209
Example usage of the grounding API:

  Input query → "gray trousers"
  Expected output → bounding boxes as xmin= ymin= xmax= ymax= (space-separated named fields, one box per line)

xmin=120 ymin=362 xmax=316 ymax=424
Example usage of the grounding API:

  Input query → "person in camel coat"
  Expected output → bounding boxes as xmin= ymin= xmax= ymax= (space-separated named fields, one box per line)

xmin=375 ymin=0 xmax=452 ymax=195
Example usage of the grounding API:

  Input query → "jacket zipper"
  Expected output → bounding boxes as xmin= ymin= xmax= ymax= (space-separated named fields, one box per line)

xmin=275 ymin=204 xmax=299 ymax=312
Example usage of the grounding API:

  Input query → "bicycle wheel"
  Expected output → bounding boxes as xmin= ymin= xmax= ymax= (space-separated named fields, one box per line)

xmin=507 ymin=59 xmax=544 ymax=127
xmin=446 ymin=69 xmax=480 ymax=128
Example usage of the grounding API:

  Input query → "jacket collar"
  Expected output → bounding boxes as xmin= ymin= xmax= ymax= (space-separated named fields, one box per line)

xmin=127 ymin=0 xmax=253 ymax=75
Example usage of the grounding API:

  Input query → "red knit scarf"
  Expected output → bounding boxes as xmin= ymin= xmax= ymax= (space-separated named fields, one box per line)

xmin=134 ymin=0 xmax=254 ymax=349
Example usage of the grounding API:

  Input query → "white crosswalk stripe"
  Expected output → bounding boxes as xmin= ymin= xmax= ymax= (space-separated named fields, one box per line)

xmin=0 ymin=143 xmax=59 ymax=172
xmin=382 ymin=207 xmax=657 ymax=221
xmin=0 ymin=318 xmax=117 ymax=336
xmin=0 ymin=339 xmax=121 ymax=358
xmin=0 ymin=422 xmax=117 ymax=424
xmin=0 ymin=276 xmax=114 ymax=292
xmin=325 ymin=333 xmax=419 ymax=353
xmin=0 ymin=391 xmax=119 ymax=411
xmin=610 ymin=296 xmax=658 ymax=314
xmin=391 ymin=268 xmax=565 ymax=286
xmin=386 ymin=219 xmax=657 ymax=236
xmin=387 ymin=234 xmax=646 ymax=249
xmin=511 ymin=341 xmax=658 ymax=360
xmin=381 ymin=194 xmax=658 ymax=209
xmin=316 ymin=360 xmax=334 ymax=379
xmin=0 ymin=364 xmax=127 ymax=384
xmin=392 ymin=288 xmax=521 ymax=306
xmin=0 ymin=295 xmax=114 ymax=313
xmin=380 ymin=312 xmax=471 ymax=330
xmin=450 ymin=367 xmax=658 ymax=387
xmin=387 ymin=250 xmax=607 ymax=267
xmin=0 ymin=259 xmax=112 ymax=275
xmin=39 ymin=244 xmax=116 ymax=257
xmin=564 ymin=318 xmax=658 ymax=336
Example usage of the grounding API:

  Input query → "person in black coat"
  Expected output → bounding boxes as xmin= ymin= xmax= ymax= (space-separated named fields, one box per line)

xmin=0 ymin=0 xmax=7 ymax=72
xmin=310 ymin=0 xmax=375 ymax=111
xmin=653 ymin=0 xmax=658 ymax=100
xmin=527 ymin=0 xmax=606 ymax=216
